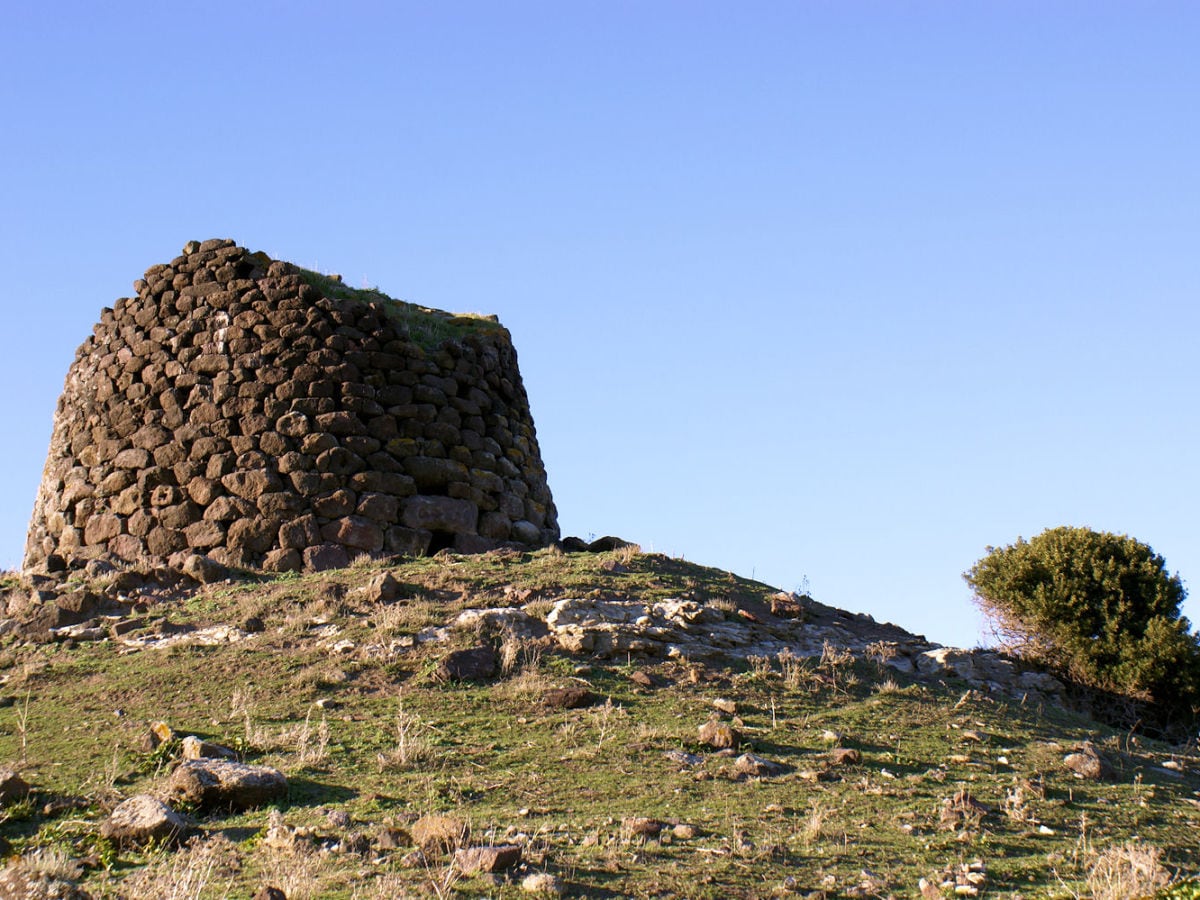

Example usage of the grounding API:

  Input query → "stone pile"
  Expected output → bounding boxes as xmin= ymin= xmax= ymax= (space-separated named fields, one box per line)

xmin=24 ymin=239 xmax=558 ymax=574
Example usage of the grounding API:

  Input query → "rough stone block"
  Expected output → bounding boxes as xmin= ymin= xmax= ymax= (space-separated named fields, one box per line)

xmin=402 ymin=496 xmax=478 ymax=534
xmin=356 ymin=492 xmax=399 ymax=522
xmin=404 ymin=456 xmax=469 ymax=492
xmin=321 ymin=516 xmax=384 ymax=553
xmin=304 ymin=543 xmax=350 ymax=572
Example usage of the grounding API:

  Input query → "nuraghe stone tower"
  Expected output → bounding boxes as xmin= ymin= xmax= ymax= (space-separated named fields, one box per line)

xmin=24 ymin=239 xmax=558 ymax=574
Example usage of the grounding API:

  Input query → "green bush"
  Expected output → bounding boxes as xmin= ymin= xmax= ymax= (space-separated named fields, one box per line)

xmin=1159 ymin=880 xmax=1200 ymax=900
xmin=965 ymin=526 xmax=1200 ymax=721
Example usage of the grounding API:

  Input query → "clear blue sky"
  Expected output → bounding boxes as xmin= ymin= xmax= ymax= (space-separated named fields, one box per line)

xmin=3 ymin=2 xmax=1197 ymax=647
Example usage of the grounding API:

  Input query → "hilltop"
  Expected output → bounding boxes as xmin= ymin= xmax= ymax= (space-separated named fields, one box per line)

xmin=0 ymin=546 xmax=1197 ymax=898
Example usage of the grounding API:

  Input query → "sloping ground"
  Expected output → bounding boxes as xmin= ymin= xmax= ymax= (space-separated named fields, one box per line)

xmin=0 ymin=548 xmax=1197 ymax=898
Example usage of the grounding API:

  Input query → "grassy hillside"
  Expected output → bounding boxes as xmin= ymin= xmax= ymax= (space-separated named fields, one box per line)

xmin=0 ymin=548 xmax=1197 ymax=898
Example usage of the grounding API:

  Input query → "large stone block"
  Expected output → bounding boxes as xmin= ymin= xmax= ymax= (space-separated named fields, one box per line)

xmin=321 ymin=516 xmax=385 ymax=553
xmin=401 ymin=496 xmax=478 ymax=534
xmin=278 ymin=514 xmax=322 ymax=549
xmin=404 ymin=456 xmax=469 ymax=492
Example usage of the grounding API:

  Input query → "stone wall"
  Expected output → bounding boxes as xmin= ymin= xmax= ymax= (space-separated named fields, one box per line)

xmin=24 ymin=239 xmax=558 ymax=574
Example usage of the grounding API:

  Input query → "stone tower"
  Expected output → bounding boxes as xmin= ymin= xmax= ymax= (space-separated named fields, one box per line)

xmin=24 ymin=239 xmax=558 ymax=574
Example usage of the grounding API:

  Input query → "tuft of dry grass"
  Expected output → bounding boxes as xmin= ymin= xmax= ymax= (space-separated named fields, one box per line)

xmin=1086 ymin=842 xmax=1170 ymax=900
xmin=746 ymin=653 xmax=773 ymax=678
xmin=779 ymin=648 xmax=818 ymax=691
xmin=231 ymin=691 xmax=328 ymax=760
xmin=253 ymin=840 xmax=328 ymax=900
xmin=377 ymin=701 xmax=435 ymax=771
xmin=866 ymin=640 xmax=898 ymax=666
xmin=874 ymin=676 xmax=901 ymax=695
xmin=118 ymin=835 xmax=240 ymax=900
xmin=798 ymin=802 xmax=832 ymax=848
xmin=706 ymin=597 xmax=739 ymax=616
xmin=351 ymin=873 xmax=423 ymax=899
xmin=295 ymin=708 xmax=331 ymax=766
xmin=499 ymin=629 xmax=543 ymax=676
xmin=490 ymin=666 xmax=555 ymax=702
xmin=21 ymin=846 xmax=82 ymax=881
xmin=614 ymin=543 xmax=641 ymax=566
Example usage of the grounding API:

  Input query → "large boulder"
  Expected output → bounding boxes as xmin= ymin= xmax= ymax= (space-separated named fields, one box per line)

xmin=0 ymin=770 xmax=30 ymax=805
xmin=166 ymin=759 xmax=287 ymax=810
xmin=101 ymin=794 xmax=191 ymax=847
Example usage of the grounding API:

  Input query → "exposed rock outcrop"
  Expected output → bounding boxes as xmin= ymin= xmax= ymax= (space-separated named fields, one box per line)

xmin=539 ymin=595 xmax=1067 ymax=706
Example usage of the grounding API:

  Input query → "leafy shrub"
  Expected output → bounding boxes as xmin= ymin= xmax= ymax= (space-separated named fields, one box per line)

xmin=965 ymin=526 xmax=1200 ymax=721
xmin=1159 ymin=880 xmax=1200 ymax=899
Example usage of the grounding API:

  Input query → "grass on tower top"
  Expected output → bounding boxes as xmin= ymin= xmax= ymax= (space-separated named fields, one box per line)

xmin=298 ymin=268 xmax=508 ymax=351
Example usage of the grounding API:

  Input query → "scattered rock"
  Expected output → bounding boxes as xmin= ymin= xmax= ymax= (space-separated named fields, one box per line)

xmin=433 ymin=646 xmax=497 ymax=683
xmin=1063 ymin=741 xmax=1110 ymax=780
xmin=929 ymin=859 xmax=987 ymax=896
xmin=148 ymin=721 xmax=178 ymax=747
xmin=828 ymin=747 xmax=861 ymax=767
xmin=109 ymin=617 xmax=143 ymax=637
xmin=698 ymin=719 xmax=740 ymax=750
xmin=711 ymin=697 xmax=737 ymax=715
xmin=521 ymin=872 xmax=565 ymax=895
xmin=663 ymin=749 xmax=704 ymax=767
xmin=0 ymin=864 xmax=93 ymax=900
xmin=262 ymin=809 xmax=314 ymax=853
xmin=0 ymin=769 xmax=30 ymax=805
xmin=622 ymin=816 xmax=665 ymax=837
xmin=587 ymin=536 xmax=634 ymax=552
xmin=180 ymin=736 xmax=237 ymax=761
xmin=101 ymin=794 xmax=190 ymax=847
xmin=400 ymin=849 xmax=428 ymax=868
xmin=734 ymin=753 xmax=790 ymax=778
xmin=181 ymin=554 xmax=226 ymax=584
xmin=940 ymin=790 xmax=991 ymax=830
xmin=376 ymin=826 xmax=412 ymax=850
xmin=629 ymin=670 xmax=655 ymax=688
xmin=166 ymin=759 xmax=287 ymax=810
xmin=672 ymin=823 xmax=699 ymax=840
xmin=769 ymin=592 xmax=806 ymax=619
xmin=454 ymin=844 xmax=522 ymax=874
xmin=411 ymin=814 xmax=468 ymax=853
xmin=543 ymin=687 xmax=596 ymax=709
xmin=361 ymin=572 xmax=400 ymax=604
xmin=338 ymin=832 xmax=371 ymax=855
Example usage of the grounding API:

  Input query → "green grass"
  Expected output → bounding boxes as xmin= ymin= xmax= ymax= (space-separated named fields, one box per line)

xmin=297 ymin=269 xmax=507 ymax=351
xmin=1 ymin=549 xmax=1198 ymax=897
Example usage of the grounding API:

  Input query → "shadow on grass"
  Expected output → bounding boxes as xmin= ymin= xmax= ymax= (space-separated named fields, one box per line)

xmin=284 ymin=776 xmax=356 ymax=808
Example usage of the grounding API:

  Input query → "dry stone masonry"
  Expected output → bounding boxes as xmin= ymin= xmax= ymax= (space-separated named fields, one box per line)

xmin=24 ymin=239 xmax=558 ymax=574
